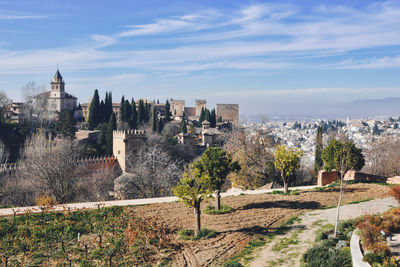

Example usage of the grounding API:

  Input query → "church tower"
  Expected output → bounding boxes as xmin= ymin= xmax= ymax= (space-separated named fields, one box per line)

xmin=50 ymin=69 xmax=65 ymax=98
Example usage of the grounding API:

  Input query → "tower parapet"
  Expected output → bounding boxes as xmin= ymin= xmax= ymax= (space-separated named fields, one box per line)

xmin=113 ymin=129 xmax=146 ymax=172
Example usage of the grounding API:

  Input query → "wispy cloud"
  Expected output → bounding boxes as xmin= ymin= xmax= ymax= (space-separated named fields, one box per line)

xmin=0 ymin=10 xmax=50 ymax=20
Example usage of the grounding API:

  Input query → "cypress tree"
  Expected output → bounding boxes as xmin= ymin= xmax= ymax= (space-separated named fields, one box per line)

xmin=105 ymin=112 xmax=117 ymax=155
xmin=88 ymin=89 xmax=101 ymax=130
xmin=157 ymin=118 xmax=164 ymax=134
xmin=137 ymin=99 xmax=146 ymax=124
xmin=152 ymin=107 xmax=157 ymax=132
xmin=180 ymin=119 xmax=187 ymax=134
xmin=130 ymin=98 xmax=138 ymax=129
xmin=99 ymin=100 xmax=105 ymax=123
xmin=145 ymin=101 xmax=151 ymax=122
xmin=124 ymin=100 xmax=132 ymax=122
xmin=210 ymin=109 xmax=216 ymax=128
xmin=165 ymin=100 xmax=172 ymax=122
xmin=104 ymin=92 xmax=113 ymax=122
xmin=314 ymin=126 xmax=323 ymax=176
xmin=199 ymin=107 xmax=205 ymax=123
xmin=119 ymin=96 xmax=126 ymax=122
xmin=204 ymin=108 xmax=211 ymax=122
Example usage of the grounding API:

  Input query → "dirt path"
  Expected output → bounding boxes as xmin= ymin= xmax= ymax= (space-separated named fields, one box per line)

xmin=249 ymin=197 xmax=399 ymax=267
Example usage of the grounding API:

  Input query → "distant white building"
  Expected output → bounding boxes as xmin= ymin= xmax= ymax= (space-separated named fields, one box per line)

xmin=35 ymin=69 xmax=77 ymax=112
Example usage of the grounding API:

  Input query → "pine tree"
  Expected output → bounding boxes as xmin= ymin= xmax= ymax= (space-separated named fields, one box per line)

xmin=119 ymin=96 xmax=126 ymax=122
xmin=199 ymin=107 xmax=205 ymax=124
xmin=105 ymin=112 xmax=117 ymax=155
xmin=152 ymin=107 xmax=157 ymax=132
xmin=124 ymin=100 xmax=132 ymax=122
xmin=88 ymin=89 xmax=101 ymax=130
xmin=165 ymin=100 xmax=172 ymax=122
xmin=204 ymin=108 xmax=211 ymax=122
xmin=210 ymin=109 xmax=216 ymax=128
xmin=314 ymin=126 xmax=323 ymax=176
xmin=129 ymin=98 xmax=138 ymax=129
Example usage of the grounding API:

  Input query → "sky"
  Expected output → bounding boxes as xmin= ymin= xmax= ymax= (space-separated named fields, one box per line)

xmin=0 ymin=0 xmax=400 ymax=116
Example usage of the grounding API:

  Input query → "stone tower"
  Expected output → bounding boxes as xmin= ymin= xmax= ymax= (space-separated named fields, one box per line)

xmin=113 ymin=129 xmax=147 ymax=172
xmin=195 ymin=99 xmax=206 ymax=117
xmin=50 ymin=69 xmax=65 ymax=99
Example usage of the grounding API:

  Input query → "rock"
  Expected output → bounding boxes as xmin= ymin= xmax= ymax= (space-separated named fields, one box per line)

xmin=336 ymin=240 xmax=347 ymax=250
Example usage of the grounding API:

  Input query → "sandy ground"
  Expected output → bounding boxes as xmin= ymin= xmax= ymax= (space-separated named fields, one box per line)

xmin=130 ymin=183 xmax=390 ymax=266
xmin=250 ymin=197 xmax=399 ymax=267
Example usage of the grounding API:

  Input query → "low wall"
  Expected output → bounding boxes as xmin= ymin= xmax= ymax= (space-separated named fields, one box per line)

xmin=317 ymin=170 xmax=339 ymax=186
xmin=350 ymin=230 xmax=371 ymax=267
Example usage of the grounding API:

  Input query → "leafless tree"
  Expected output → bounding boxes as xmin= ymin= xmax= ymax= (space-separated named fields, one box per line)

xmin=0 ymin=90 xmax=10 ymax=119
xmin=0 ymin=139 xmax=8 ymax=165
xmin=21 ymin=81 xmax=56 ymax=132
xmin=224 ymin=129 xmax=279 ymax=189
xmin=76 ymin=167 xmax=120 ymax=202
xmin=365 ymin=137 xmax=400 ymax=177
xmin=114 ymin=145 xmax=183 ymax=199
xmin=16 ymin=133 xmax=83 ymax=203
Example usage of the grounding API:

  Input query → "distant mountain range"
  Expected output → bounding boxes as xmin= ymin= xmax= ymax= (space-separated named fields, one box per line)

xmin=349 ymin=97 xmax=400 ymax=118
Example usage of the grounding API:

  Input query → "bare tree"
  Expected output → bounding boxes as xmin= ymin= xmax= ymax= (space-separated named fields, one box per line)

xmin=365 ymin=137 xmax=400 ymax=177
xmin=114 ymin=145 xmax=183 ymax=199
xmin=21 ymin=81 xmax=56 ymax=133
xmin=76 ymin=167 xmax=120 ymax=202
xmin=0 ymin=139 xmax=8 ymax=165
xmin=17 ymin=133 xmax=82 ymax=203
xmin=0 ymin=91 xmax=10 ymax=120
xmin=224 ymin=129 xmax=279 ymax=189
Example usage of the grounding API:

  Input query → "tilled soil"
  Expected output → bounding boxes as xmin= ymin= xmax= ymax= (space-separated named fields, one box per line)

xmin=132 ymin=183 xmax=390 ymax=266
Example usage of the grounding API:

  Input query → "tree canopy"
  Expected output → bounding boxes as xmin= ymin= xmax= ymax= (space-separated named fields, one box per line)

xmin=274 ymin=145 xmax=303 ymax=193
xmin=321 ymin=139 xmax=365 ymax=173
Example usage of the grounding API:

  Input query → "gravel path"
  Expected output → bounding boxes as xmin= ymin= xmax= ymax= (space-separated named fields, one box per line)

xmin=249 ymin=197 xmax=399 ymax=267
xmin=0 ymin=185 xmax=317 ymax=217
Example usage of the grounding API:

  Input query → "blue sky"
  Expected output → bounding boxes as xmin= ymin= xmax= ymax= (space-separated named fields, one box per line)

xmin=1 ymin=0 xmax=400 ymax=115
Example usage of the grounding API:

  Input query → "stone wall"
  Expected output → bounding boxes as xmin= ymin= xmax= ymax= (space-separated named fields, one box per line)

xmin=113 ymin=130 xmax=146 ymax=172
xmin=317 ymin=170 xmax=339 ymax=186
xmin=195 ymin=99 xmax=206 ymax=117
xmin=216 ymin=104 xmax=239 ymax=126
xmin=170 ymin=99 xmax=185 ymax=117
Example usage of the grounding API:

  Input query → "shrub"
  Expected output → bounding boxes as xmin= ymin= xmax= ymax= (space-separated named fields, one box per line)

xmin=302 ymin=246 xmax=331 ymax=265
xmin=35 ymin=194 xmax=57 ymax=209
xmin=314 ymin=187 xmax=326 ymax=192
xmin=315 ymin=231 xmax=328 ymax=242
xmin=178 ymin=228 xmax=217 ymax=240
xmin=290 ymin=190 xmax=300 ymax=195
xmin=302 ymin=246 xmax=352 ymax=267
xmin=363 ymin=252 xmax=384 ymax=265
xmin=203 ymin=204 xmax=234 ymax=215
xmin=390 ymin=185 xmax=400 ymax=203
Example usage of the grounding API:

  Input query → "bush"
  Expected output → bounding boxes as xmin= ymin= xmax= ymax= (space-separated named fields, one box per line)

xmin=314 ymin=187 xmax=326 ymax=192
xmin=363 ymin=252 xmax=384 ymax=265
xmin=302 ymin=246 xmax=352 ymax=267
xmin=203 ymin=204 xmax=234 ymax=215
xmin=315 ymin=231 xmax=328 ymax=242
xmin=390 ymin=185 xmax=400 ymax=203
xmin=178 ymin=228 xmax=217 ymax=240
xmin=290 ymin=190 xmax=300 ymax=195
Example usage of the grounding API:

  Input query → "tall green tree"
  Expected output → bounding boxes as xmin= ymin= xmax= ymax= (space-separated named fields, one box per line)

xmin=274 ymin=145 xmax=303 ymax=194
xmin=193 ymin=147 xmax=240 ymax=210
xmin=199 ymin=107 xmax=205 ymax=124
xmin=104 ymin=92 xmax=113 ymax=123
xmin=204 ymin=108 xmax=211 ymax=122
xmin=152 ymin=107 xmax=157 ymax=132
xmin=210 ymin=109 xmax=216 ymax=128
xmin=137 ymin=99 xmax=146 ymax=125
xmin=314 ymin=126 xmax=323 ymax=176
xmin=157 ymin=118 xmax=164 ymax=134
xmin=54 ymin=110 xmax=76 ymax=139
xmin=173 ymin=165 xmax=212 ymax=236
xmin=321 ymin=139 xmax=365 ymax=238
xmin=180 ymin=119 xmax=187 ymax=134
xmin=99 ymin=100 xmax=105 ymax=123
xmin=321 ymin=139 xmax=365 ymax=173
xmin=119 ymin=96 xmax=126 ymax=122
xmin=124 ymin=100 xmax=132 ymax=122
xmin=165 ymin=99 xmax=172 ymax=122
xmin=105 ymin=112 xmax=117 ymax=155
xmin=129 ymin=98 xmax=138 ymax=129
xmin=88 ymin=89 xmax=101 ymax=130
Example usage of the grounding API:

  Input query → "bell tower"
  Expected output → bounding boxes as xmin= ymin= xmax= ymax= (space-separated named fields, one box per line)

xmin=50 ymin=69 xmax=65 ymax=98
